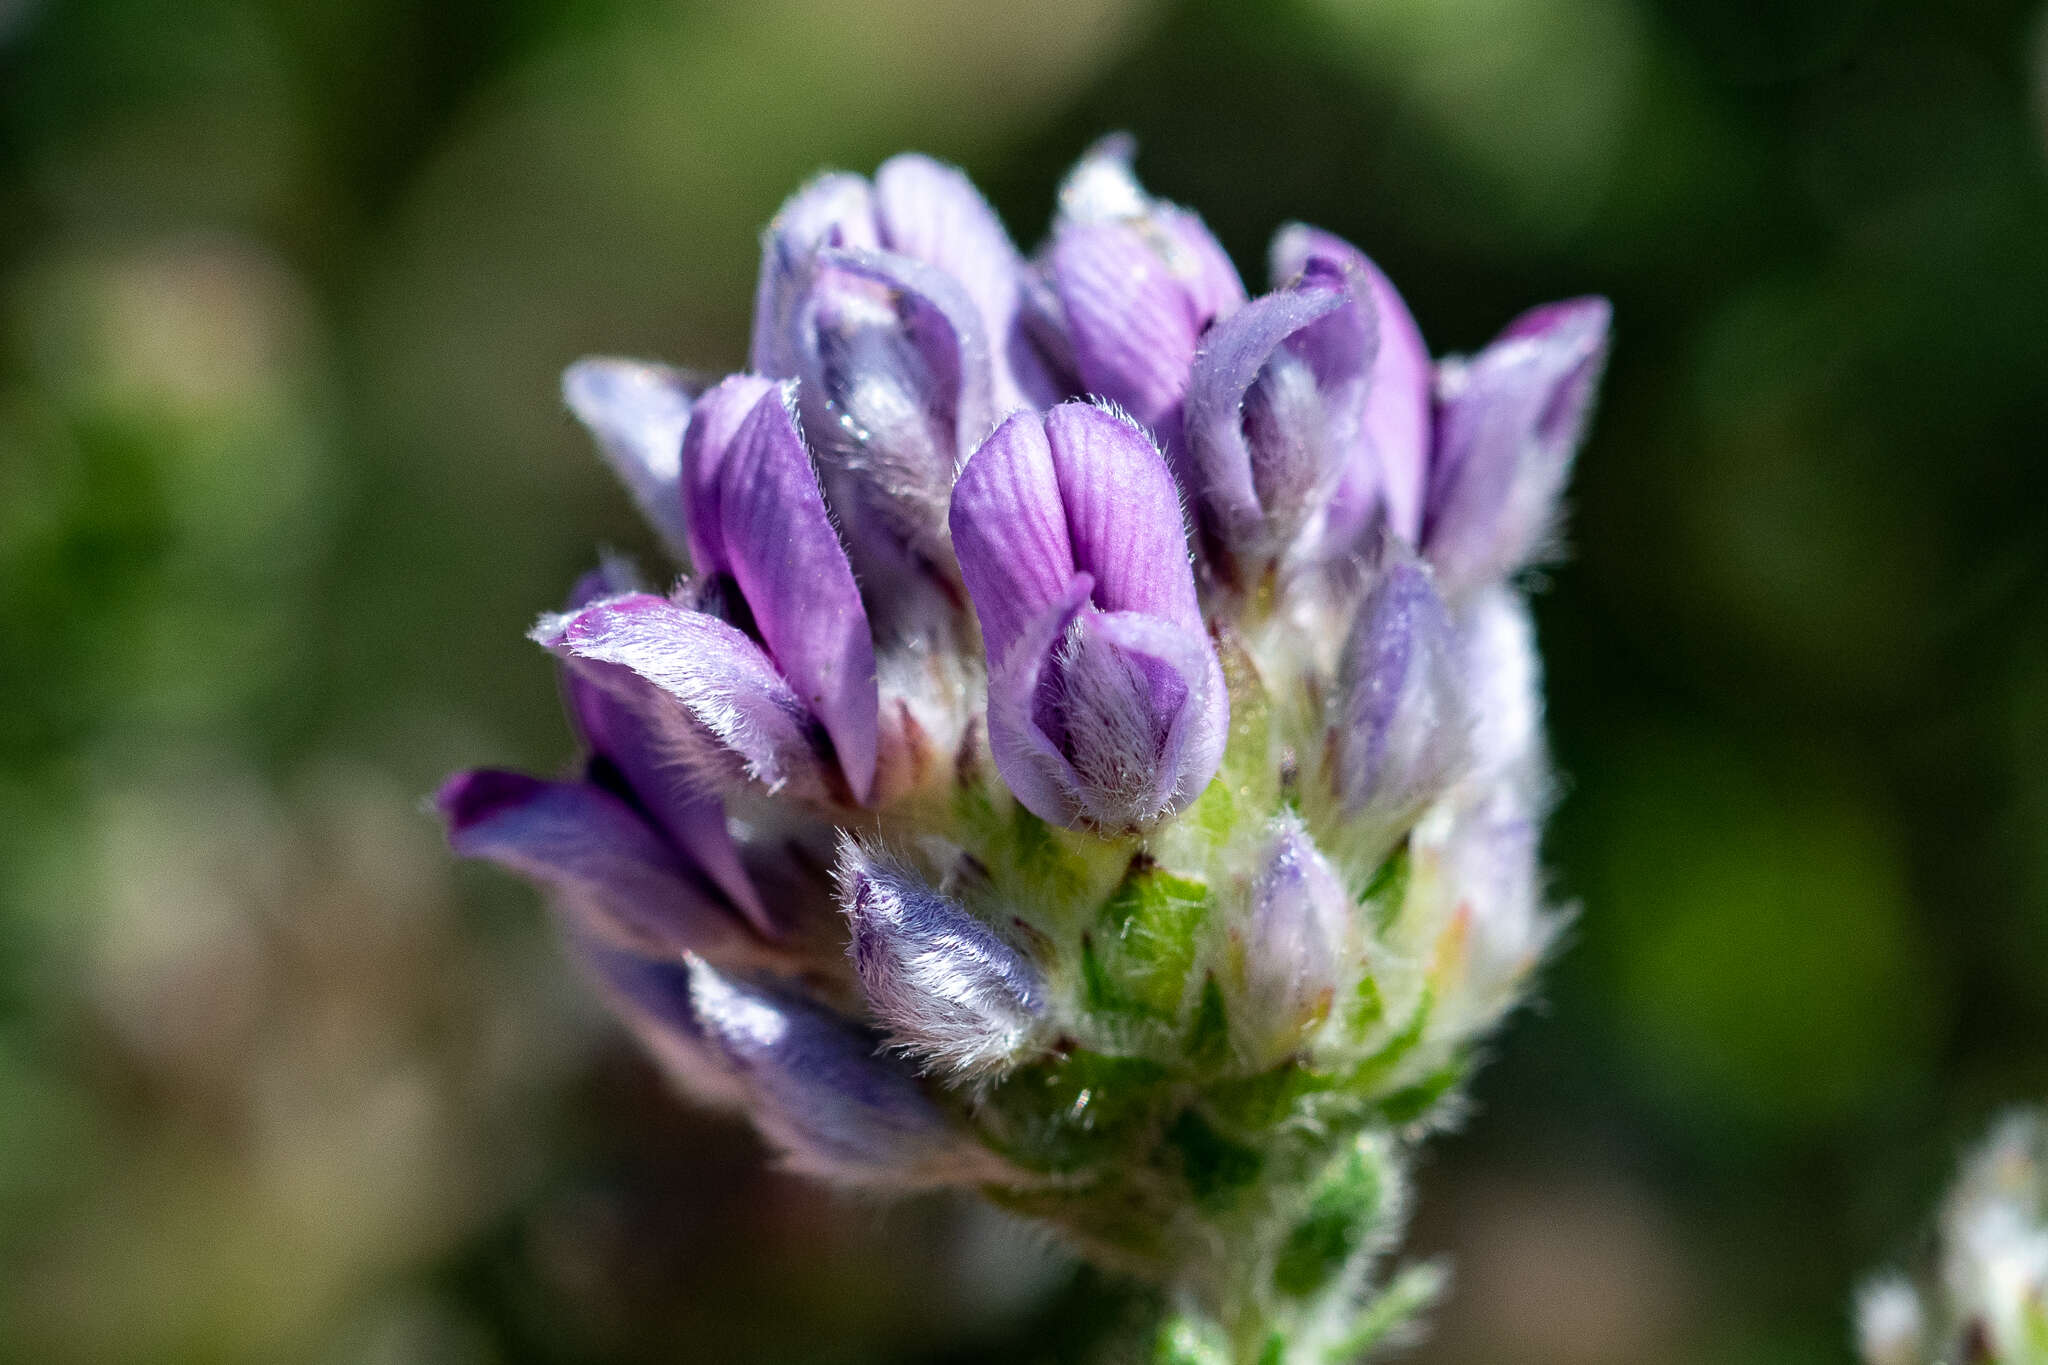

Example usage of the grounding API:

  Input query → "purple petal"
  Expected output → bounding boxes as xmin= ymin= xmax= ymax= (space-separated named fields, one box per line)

xmin=1043 ymin=402 xmax=1203 ymax=632
xmin=1158 ymin=207 xmax=1248 ymax=329
xmin=1271 ymin=225 xmax=1433 ymax=546
xmin=438 ymin=769 xmax=748 ymax=960
xmin=536 ymin=594 xmax=827 ymax=798
xmin=948 ymin=409 xmax=1080 ymax=664
xmin=1332 ymin=555 xmax=1472 ymax=834
xmin=568 ymin=671 xmax=772 ymax=936
xmin=717 ymin=389 xmax=880 ymax=803
xmin=682 ymin=956 xmax=990 ymax=1187
xmin=1422 ymin=297 xmax=1611 ymax=596
xmin=873 ymin=153 xmax=1054 ymax=409
xmin=836 ymin=839 xmax=1046 ymax=1077
xmin=562 ymin=358 xmax=698 ymax=563
xmin=558 ymin=563 xmax=766 ymax=931
xmin=751 ymin=173 xmax=880 ymax=380
xmin=983 ymin=574 xmax=1097 ymax=826
xmin=1049 ymin=220 xmax=1203 ymax=443
xmin=1183 ymin=270 xmax=1356 ymax=559
xmin=678 ymin=374 xmax=777 ymax=577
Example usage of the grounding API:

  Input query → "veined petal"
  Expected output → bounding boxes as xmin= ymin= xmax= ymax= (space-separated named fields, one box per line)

xmin=1043 ymin=402 xmax=1203 ymax=631
xmin=1271 ymin=224 xmax=1433 ymax=546
xmin=1050 ymin=220 xmax=1205 ymax=440
xmin=948 ymin=409 xmax=1079 ymax=663
xmin=678 ymin=374 xmax=777 ymax=576
xmin=536 ymin=594 xmax=826 ymax=798
xmin=437 ymin=769 xmax=748 ymax=960
xmin=717 ymin=389 xmax=880 ymax=802
xmin=562 ymin=358 xmax=698 ymax=563
xmin=836 ymin=839 xmax=1047 ymax=1078
xmin=751 ymin=172 xmax=880 ymax=380
xmin=1423 ymin=296 xmax=1611 ymax=596
xmin=683 ymin=956 xmax=994 ymax=1188
xmin=984 ymin=574 xmax=1097 ymax=827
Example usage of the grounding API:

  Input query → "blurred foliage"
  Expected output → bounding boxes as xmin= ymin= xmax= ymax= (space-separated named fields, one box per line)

xmin=0 ymin=0 xmax=2044 ymax=1362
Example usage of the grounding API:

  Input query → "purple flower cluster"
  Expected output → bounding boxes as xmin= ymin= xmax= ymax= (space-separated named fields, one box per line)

xmin=438 ymin=138 xmax=1608 ymax=1193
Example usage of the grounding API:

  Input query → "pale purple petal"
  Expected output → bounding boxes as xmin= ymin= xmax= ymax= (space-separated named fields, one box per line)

xmin=1242 ymin=815 xmax=1353 ymax=1048
xmin=948 ymin=409 xmax=1078 ymax=663
xmin=836 ymin=839 xmax=1046 ymax=1077
xmin=751 ymin=172 xmax=880 ymax=379
xmin=678 ymin=374 xmax=777 ymax=576
xmin=536 ymin=593 xmax=826 ymax=798
xmin=1271 ymin=224 xmax=1433 ymax=545
xmin=983 ymin=574 xmax=1097 ymax=827
xmin=682 ymin=956 xmax=990 ymax=1187
xmin=873 ymin=153 xmax=1054 ymax=409
xmin=717 ymin=389 xmax=879 ymax=803
xmin=1157 ymin=207 xmax=1248 ymax=329
xmin=437 ymin=769 xmax=748 ymax=960
xmin=562 ymin=358 xmax=699 ymax=563
xmin=1043 ymin=402 xmax=1203 ymax=632
xmin=1333 ymin=555 xmax=1472 ymax=833
xmin=1423 ymin=297 xmax=1610 ymax=596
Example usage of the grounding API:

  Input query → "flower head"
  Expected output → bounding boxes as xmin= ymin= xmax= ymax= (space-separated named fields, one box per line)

xmin=440 ymin=140 xmax=1610 ymax=1362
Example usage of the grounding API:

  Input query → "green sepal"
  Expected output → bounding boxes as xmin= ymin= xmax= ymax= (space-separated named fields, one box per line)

xmin=1085 ymin=858 xmax=1212 ymax=1022
xmin=1318 ymin=1261 xmax=1445 ymax=1362
xmin=1152 ymin=1313 xmax=1232 ymax=1365
xmin=1167 ymin=1106 xmax=1265 ymax=1207
xmin=972 ymin=1049 xmax=1173 ymax=1173
xmin=1271 ymin=1137 xmax=1387 ymax=1299
xmin=1187 ymin=975 xmax=1231 ymax=1073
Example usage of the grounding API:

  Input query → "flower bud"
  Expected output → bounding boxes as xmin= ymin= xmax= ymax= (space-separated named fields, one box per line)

xmin=681 ymin=955 xmax=1000 ymax=1188
xmin=837 ymin=840 xmax=1047 ymax=1078
xmin=1043 ymin=138 xmax=1245 ymax=460
xmin=1423 ymin=297 xmax=1611 ymax=597
xmin=1238 ymin=816 xmax=1354 ymax=1060
xmin=1331 ymin=554 xmax=1473 ymax=847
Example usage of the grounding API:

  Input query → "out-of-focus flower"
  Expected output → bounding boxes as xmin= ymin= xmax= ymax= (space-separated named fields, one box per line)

xmin=1857 ymin=1109 xmax=2048 ymax=1365
xmin=440 ymin=141 xmax=1610 ymax=1362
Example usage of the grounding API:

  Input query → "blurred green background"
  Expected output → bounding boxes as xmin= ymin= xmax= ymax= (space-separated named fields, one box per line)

xmin=2 ymin=0 xmax=2045 ymax=1361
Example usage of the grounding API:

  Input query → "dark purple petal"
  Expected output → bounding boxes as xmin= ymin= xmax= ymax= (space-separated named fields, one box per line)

xmin=750 ymin=173 xmax=880 ymax=380
xmin=678 ymin=374 xmax=777 ymax=576
xmin=1422 ymin=297 xmax=1611 ymax=595
xmin=535 ymin=594 xmax=827 ymax=798
xmin=682 ymin=956 xmax=991 ymax=1187
xmin=948 ymin=409 xmax=1079 ymax=664
xmin=1183 ymin=269 xmax=1359 ymax=561
xmin=562 ymin=358 xmax=698 ymax=563
xmin=983 ymin=573 xmax=1097 ymax=826
xmin=1332 ymin=555 xmax=1472 ymax=833
xmin=1271 ymin=225 xmax=1433 ymax=546
xmin=717 ymin=389 xmax=879 ymax=802
xmin=437 ymin=769 xmax=748 ymax=960
xmin=872 ymin=153 xmax=1054 ymax=410
xmin=1043 ymin=402 xmax=1203 ymax=631
xmin=836 ymin=839 xmax=1046 ymax=1077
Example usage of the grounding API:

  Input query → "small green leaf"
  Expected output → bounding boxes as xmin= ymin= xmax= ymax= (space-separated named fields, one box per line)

xmin=972 ymin=1049 xmax=1172 ymax=1173
xmin=1376 ymin=1058 xmax=1466 ymax=1126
